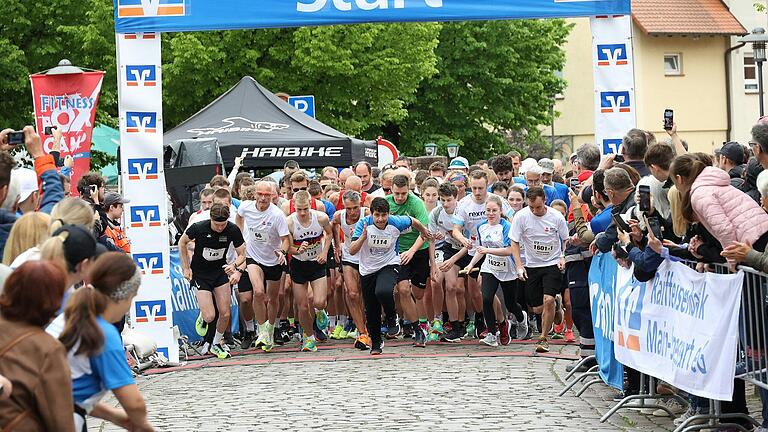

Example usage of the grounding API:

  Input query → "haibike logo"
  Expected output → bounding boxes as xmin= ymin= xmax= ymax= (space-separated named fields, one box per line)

xmin=240 ymin=147 xmax=343 ymax=159
xmin=298 ymin=0 xmax=442 ymax=13
xmin=187 ymin=117 xmax=289 ymax=136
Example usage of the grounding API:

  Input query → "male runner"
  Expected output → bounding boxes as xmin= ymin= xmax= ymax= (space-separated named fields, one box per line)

xmin=179 ymin=203 xmax=246 ymax=359
xmin=236 ymin=180 xmax=290 ymax=352
xmin=387 ymin=174 xmax=432 ymax=347
xmin=286 ymin=191 xmax=333 ymax=352
xmin=349 ymin=198 xmax=430 ymax=355
xmin=452 ymin=170 xmax=515 ymax=338
xmin=510 ymin=186 xmax=569 ymax=353
xmin=332 ymin=190 xmax=372 ymax=350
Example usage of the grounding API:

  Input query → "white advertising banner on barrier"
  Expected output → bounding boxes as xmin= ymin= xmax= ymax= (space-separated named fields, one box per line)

xmin=614 ymin=260 xmax=743 ymax=401
xmin=590 ymin=14 xmax=636 ymax=155
xmin=117 ymin=32 xmax=179 ymax=363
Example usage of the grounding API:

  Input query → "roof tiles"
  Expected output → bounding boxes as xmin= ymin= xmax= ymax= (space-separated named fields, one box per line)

xmin=632 ymin=0 xmax=747 ymax=36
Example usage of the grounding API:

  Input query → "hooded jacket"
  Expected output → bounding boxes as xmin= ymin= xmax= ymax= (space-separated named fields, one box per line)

xmin=690 ymin=166 xmax=768 ymax=249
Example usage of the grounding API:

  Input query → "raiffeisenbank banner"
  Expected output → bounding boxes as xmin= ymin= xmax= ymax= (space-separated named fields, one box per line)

xmin=114 ymin=0 xmax=630 ymax=33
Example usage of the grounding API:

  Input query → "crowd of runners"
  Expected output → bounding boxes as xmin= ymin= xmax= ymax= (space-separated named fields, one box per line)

xmin=183 ymin=152 xmax=577 ymax=357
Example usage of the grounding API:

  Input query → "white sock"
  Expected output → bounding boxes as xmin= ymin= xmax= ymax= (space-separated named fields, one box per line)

xmin=339 ymin=315 xmax=348 ymax=325
xmin=468 ymin=311 xmax=476 ymax=320
xmin=245 ymin=320 xmax=255 ymax=332
xmin=213 ymin=331 xmax=224 ymax=346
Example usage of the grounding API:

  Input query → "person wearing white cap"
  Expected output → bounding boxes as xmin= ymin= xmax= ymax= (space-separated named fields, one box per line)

xmin=538 ymin=158 xmax=570 ymax=208
xmin=7 ymin=168 xmax=39 ymax=215
xmin=448 ymin=157 xmax=470 ymax=173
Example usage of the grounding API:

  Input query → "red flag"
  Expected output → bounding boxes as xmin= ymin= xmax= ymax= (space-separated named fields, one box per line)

xmin=30 ymin=71 xmax=105 ymax=196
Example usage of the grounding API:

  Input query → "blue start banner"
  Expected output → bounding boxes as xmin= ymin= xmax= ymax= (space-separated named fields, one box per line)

xmin=169 ymin=247 xmax=239 ymax=343
xmin=114 ymin=0 xmax=631 ymax=33
xmin=588 ymin=252 xmax=624 ymax=390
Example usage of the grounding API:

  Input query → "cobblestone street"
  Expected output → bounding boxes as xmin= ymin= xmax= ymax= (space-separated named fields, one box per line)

xmin=88 ymin=339 xmax=762 ymax=431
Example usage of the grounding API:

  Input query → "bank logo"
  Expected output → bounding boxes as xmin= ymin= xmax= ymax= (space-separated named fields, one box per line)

xmin=135 ymin=300 xmax=167 ymax=323
xmin=600 ymin=91 xmax=631 ymax=113
xmin=118 ymin=0 xmax=185 ymax=18
xmin=134 ymin=252 xmax=164 ymax=275
xmin=616 ymin=277 xmax=646 ymax=352
xmin=603 ymin=139 xmax=623 ymax=155
xmin=297 ymin=0 xmax=442 ymax=13
xmin=130 ymin=205 xmax=162 ymax=228
xmin=124 ymin=33 xmax=157 ymax=40
xmin=597 ymin=44 xmax=628 ymax=66
xmin=128 ymin=158 xmax=159 ymax=180
xmin=157 ymin=347 xmax=169 ymax=360
xmin=126 ymin=65 xmax=157 ymax=87
xmin=126 ymin=112 xmax=158 ymax=133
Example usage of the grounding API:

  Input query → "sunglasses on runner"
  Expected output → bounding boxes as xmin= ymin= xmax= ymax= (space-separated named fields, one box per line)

xmin=292 ymin=187 xmax=308 ymax=193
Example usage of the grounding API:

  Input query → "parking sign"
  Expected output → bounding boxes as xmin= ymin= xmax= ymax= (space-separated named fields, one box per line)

xmin=288 ymin=95 xmax=315 ymax=118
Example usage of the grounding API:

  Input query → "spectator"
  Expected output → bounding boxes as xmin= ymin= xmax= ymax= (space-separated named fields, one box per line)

xmin=751 ymin=123 xmax=768 ymax=170
xmin=429 ymin=161 xmax=446 ymax=180
xmin=741 ymin=158 xmax=764 ymax=204
xmin=0 ymin=260 xmax=74 ymax=432
xmin=621 ymin=129 xmax=652 ymax=177
xmin=717 ymin=142 xmax=746 ymax=188
xmin=671 ymin=153 xmax=768 ymax=251
xmin=594 ymin=168 xmax=637 ymax=253
xmin=2 ymin=212 xmax=50 ymax=266
xmin=56 ymin=252 xmax=153 ymax=431
xmin=4 ymin=168 xmax=39 ymax=215
xmin=575 ymin=143 xmax=601 ymax=174
xmin=102 ymin=192 xmax=131 ymax=254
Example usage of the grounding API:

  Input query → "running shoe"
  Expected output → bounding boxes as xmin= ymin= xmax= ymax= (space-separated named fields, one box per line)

xmin=516 ymin=311 xmax=531 ymax=340
xmin=222 ymin=343 xmax=231 ymax=353
xmin=427 ymin=332 xmax=439 ymax=343
xmin=254 ymin=327 xmax=269 ymax=349
xmin=414 ymin=325 xmax=427 ymax=347
xmin=346 ymin=329 xmax=359 ymax=339
xmin=534 ymin=337 xmax=549 ymax=353
xmin=315 ymin=309 xmax=330 ymax=331
xmin=385 ymin=317 xmax=401 ymax=339
xmin=301 ymin=336 xmax=317 ymax=352
xmin=403 ymin=321 xmax=414 ymax=339
xmin=338 ymin=327 xmax=349 ymax=340
xmin=330 ymin=325 xmax=344 ymax=340
xmin=371 ymin=344 xmax=383 ymax=356
xmin=652 ymin=398 xmax=687 ymax=417
xmin=551 ymin=328 xmax=565 ymax=340
xmin=464 ymin=321 xmax=476 ymax=339
xmin=499 ymin=321 xmax=510 ymax=346
xmin=224 ymin=332 xmax=235 ymax=347
xmin=273 ymin=325 xmax=286 ymax=346
xmin=479 ymin=328 xmax=490 ymax=339
xmin=210 ymin=343 xmax=231 ymax=359
xmin=431 ymin=319 xmax=444 ymax=334
xmin=240 ymin=331 xmax=256 ymax=350
xmin=553 ymin=322 xmax=565 ymax=334
xmin=441 ymin=326 xmax=463 ymax=343
xmin=313 ymin=321 xmax=328 ymax=342
xmin=481 ymin=332 xmax=499 ymax=347
xmin=195 ymin=313 xmax=208 ymax=337
xmin=262 ymin=323 xmax=275 ymax=352
xmin=564 ymin=328 xmax=576 ymax=343
xmin=355 ymin=334 xmax=371 ymax=350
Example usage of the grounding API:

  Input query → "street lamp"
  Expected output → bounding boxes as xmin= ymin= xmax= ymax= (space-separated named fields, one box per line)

xmin=424 ymin=142 xmax=437 ymax=157
xmin=447 ymin=143 xmax=459 ymax=158
xmin=740 ymin=28 xmax=768 ymax=116
xmin=45 ymin=59 xmax=84 ymax=75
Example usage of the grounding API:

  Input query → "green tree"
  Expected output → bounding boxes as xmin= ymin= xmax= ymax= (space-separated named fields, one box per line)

xmin=386 ymin=19 xmax=571 ymax=163
xmin=162 ymin=23 xmax=442 ymax=135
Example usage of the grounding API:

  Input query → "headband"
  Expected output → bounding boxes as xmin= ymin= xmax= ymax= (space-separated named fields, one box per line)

xmin=109 ymin=268 xmax=142 ymax=301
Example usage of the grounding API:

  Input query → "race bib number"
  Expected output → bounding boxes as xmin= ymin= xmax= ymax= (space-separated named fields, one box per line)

xmin=368 ymin=233 xmax=393 ymax=256
xmin=202 ymin=247 xmax=226 ymax=261
xmin=303 ymin=242 xmax=321 ymax=260
xmin=532 ymin=240 xmax=554 ymax=257
xmin=250 ymin=226 xmax=269 ymax=244
xmin=487 ymin=255 xmax=509 ymax=272
xmin=434 ymin=250 xmax=445 ymax=263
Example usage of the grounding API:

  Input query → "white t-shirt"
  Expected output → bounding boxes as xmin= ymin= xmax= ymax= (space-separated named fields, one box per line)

xmin=429 ymin=206 xmax=462 ymax=251
xmin=339 ymin=208 xmax=365 ymax=264
xmin=237 ymin=201 xmax=289 ymax=266
xmin=352 ymin=215 xmax=412 ymax=276
xmin=452 ymin=193 xmax=514 ymax=256
xmin=477 ymin=219 xmax=517 ymax=281
xmin=510 ymin=206 xmax=569 ymax=268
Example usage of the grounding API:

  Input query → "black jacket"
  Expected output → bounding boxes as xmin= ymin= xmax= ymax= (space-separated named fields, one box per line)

xmin=596 ymin=191 xmax=636 ymax=253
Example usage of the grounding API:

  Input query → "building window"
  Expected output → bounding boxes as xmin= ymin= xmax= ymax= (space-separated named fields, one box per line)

xmin=664 ymin=53 xmax=682 ymax=76
xmin=745 ymin=53 xmax=759 ymax=93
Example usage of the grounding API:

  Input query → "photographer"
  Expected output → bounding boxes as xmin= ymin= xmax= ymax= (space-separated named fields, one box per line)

xmin=76 ymin=173 xmax=108 ymax=238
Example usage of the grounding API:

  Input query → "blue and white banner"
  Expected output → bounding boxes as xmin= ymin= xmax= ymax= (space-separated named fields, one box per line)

xmin=614 ymin=260 xmax=743 ymax=401
xmin=588 ymin=252 xmax=624 ymax=390
xmin=114 ymin=0 xmax=631 ymax=33
xmin=169 ymin=247 xmax=240 ymax=343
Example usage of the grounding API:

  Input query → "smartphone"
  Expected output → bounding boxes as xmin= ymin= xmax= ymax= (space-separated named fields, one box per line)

xmin=614 ymin=154 xmax=625 ymax=163
xmin=90 ymin=185 xmax=98 ymax=196
xmin=612 ymin=214 xmax=631 ymax=233
xmin=647 ymin=217 xmax=663 ymax=239
xmin=664 ymin=109 xmax=674 ymax=131
xmin=639 ymin=184 xmax=651 ymax=212
xmin=44 ymin=126 xmax=57 ymax=135
xmin=569 ymin=177 xmax=580 ymax=191
xmin=7 ymin=131 xmax=23 ymax=146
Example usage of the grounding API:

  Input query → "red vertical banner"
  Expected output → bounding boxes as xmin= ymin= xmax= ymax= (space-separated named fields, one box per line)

xmin=30 ymin=71 xmax=105 ymax=195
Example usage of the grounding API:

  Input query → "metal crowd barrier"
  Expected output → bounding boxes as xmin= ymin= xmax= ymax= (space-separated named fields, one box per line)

xmin=562 ymin=260 xmax=768 ymax=431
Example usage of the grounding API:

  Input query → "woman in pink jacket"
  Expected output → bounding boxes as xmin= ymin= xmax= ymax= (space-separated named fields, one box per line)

xmin=670 ymin=153 xmax=768 ymax=252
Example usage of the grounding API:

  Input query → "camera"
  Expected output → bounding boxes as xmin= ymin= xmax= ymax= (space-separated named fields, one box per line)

xmin=7 ymin=131 xmax=23 ymax=146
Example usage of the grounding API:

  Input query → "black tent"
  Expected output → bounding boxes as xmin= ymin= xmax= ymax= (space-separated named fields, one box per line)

xmin=164 ymin=76 xmax=377 ymax=170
